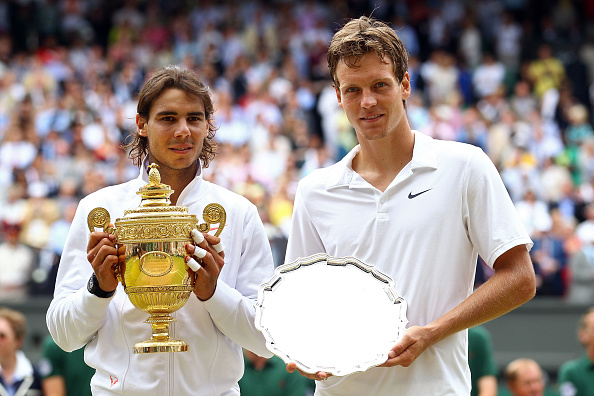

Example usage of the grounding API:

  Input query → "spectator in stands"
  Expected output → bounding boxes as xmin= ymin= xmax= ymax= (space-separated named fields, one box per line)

xmin=527 ymin=43 xmax=566 ymax=99
xmin=565 ymin=104 xmax=593 ymax=149
xmin=468 ymin=325 xmax=498 ymax=396
xmin=20 ymin=180 xmax=60 ymax=251
xmin=505 ymin=358 xmax=545 ymax=396
xmin=420 ymin=104 xmax=458 ymax=141
xmin=39 ymin=334 xmax=94 ymax=396
xmin=567 ymin=232 xmax=594 ymax=304
xmin=472 ymin=52 xmax=506 ymax=100
xmin=530 ymin=209 xmax=569 ymax=297
xmin=515 ymin=189 xmax=552 ymax=237
xmin=458 ymin=15 xmax=482 ymax=70
xmin=558 ymin=306 xmax=594 ymax=396
xmin=480 ymin=89 xmax=512 ymax=148
xmin=0 ymin=220 xmax=36 ymax=302
xmin=494 ymin=11 xmax=523 ymax=79
xmin=420 ymin=48 xmax=460 ymax=106
xmin=562 ymin=104 xmax=594 ymax=187
xmin=509 ymin=81 xmax=538 ymax=122
xmin=391 ymin=15 xmax=420 ymax=59
xmin=575 ymin=203 xmax=594 ymax=245
xmin=0 ymin=307 xmax=43 ymax=395
xmin=239 ymin=349 xmax=310 ymax=396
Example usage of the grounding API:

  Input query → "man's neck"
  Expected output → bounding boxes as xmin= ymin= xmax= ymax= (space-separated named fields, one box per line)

xmin=0 ymin=354 xmax=17 ymax=383
xmin=352 ymin=132 xmax=415 ymax=192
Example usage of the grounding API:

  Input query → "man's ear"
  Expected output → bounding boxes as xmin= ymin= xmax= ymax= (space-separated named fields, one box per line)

xmin=136 ymin=114 xmax=148 ymax=137
xmin=401 ymin=72 xmax=411 ymax=99
xmin=335 ymin=86 xmax=343 ymax=109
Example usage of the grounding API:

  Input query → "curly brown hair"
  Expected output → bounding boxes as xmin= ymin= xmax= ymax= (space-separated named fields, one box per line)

xmin=327 ymin=16 xmax=409 ymax=108
xmin=124 ymin=65 xmax=218 ymax=168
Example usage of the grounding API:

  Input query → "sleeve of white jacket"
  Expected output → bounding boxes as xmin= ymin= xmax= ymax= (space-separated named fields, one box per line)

xmin=202 ymin=206 xmax=274 ymax=358
xmin=46 ymin=197 xmax=114 ymax=352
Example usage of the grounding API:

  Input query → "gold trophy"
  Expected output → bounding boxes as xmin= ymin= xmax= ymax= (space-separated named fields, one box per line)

xmin=87 ymin=163 xmax=226 ymax=354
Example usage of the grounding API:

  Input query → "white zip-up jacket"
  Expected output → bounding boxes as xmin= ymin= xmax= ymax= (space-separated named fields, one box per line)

xmin=46 ymin=165 xmax=274 ymax=396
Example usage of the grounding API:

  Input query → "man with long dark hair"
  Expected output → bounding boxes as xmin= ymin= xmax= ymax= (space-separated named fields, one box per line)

xmin=47 ymin=65 xmax=274 ymax=395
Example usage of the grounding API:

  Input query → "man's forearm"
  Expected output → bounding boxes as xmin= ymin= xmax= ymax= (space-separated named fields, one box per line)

xmin=47 ymin=286 xmax=112 ymax=352
xmin=424 ymin=245 xmax=535 ymax=347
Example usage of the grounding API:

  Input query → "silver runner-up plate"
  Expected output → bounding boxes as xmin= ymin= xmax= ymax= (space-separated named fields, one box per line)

xmin=255 ymin=253 xmax=408 ymax=377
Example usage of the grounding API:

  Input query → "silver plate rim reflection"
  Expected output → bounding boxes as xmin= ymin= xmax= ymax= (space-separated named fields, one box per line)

xmin=255 ymin=253 xmax=408 ymax=377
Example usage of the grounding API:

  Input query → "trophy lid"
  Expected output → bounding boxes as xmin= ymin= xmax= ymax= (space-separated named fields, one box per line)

xmin=122 ymin=163 xmax=191 ymax=217
xmin=115 ymin=163 xmax=197 ymax=243
xmin=136 ymin=163 xmax=174 ymax=207
xmin=87 ymin=163 xmax=224 ymax=244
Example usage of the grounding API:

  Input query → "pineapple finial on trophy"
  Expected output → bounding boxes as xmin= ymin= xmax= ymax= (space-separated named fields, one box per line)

xmin=148 ymin=163 xmax=161 ymax=185
xmin=137 ymin=163 xmax=174 ymax=207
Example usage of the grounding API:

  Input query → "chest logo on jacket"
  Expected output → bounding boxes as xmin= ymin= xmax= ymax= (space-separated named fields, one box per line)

xmin=408 ymin=188 xmax=432 ymax=199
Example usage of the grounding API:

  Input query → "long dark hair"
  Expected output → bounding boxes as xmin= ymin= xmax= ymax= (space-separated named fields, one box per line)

xmin=125 ymin=65 xmax=218 ymax=167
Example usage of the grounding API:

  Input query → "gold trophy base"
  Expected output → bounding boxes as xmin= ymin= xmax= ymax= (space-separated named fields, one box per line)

xmin=131 ymin=312 xmax=189 ymax=354
xmin=133 ymin=339 xmax=188 ymax=354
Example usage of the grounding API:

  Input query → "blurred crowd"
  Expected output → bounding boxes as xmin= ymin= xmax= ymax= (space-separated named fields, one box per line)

xmin=0 ymin=0 xmax=593 ymax=304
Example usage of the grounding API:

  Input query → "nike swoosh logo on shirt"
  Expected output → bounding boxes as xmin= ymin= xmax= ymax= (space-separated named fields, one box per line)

xmin=408 ymin=189 xmax=432 ymax=199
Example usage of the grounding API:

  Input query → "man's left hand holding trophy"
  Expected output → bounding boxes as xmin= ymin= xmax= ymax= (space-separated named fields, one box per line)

xmin=85 ymin=216 xmax=227 ymax=306
xmin=86 ymin=223 xmax=123 ymax=298
xmin=185 ymin=228 xmax=225 ymax=301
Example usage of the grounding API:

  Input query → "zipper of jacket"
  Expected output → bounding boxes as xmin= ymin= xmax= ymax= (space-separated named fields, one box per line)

xmin=168 ymin=313 xmax=176 ymax=396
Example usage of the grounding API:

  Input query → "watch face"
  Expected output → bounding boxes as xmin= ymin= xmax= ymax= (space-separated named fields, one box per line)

xmin=88 ymin=274 xmax=115 ymax=298
xmin=87 ymin=274 xmax=95 ymax=293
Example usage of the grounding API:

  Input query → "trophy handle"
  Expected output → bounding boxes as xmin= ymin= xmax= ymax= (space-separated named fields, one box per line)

xmin=87 ymin=207 xmax=115 ymax=235
xmin=198 ymin=203 xmax=226 ymax=237
xmin=87 ymin=207 xmax=123 ymax=284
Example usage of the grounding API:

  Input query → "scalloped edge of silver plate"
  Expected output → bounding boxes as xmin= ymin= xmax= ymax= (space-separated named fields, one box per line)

xmin=255 ymin=253 xmax=408 ymax=377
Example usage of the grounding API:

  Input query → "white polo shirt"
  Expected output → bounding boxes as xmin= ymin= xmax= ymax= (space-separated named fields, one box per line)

xmin=285 ymin=131 xmax=532 ymax=395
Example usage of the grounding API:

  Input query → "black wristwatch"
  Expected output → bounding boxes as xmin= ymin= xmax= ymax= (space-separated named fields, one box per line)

xmin=87 ymin=273 xmax=116 ymax=298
